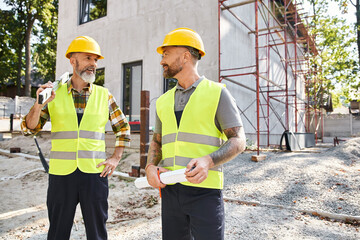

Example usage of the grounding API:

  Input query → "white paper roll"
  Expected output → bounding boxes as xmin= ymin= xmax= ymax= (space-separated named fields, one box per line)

xmin=134 ymin=177 xmax=151 ymax=188
xmin=134 ymin=168 xmax=188 ymax=189
xmin=160 ymin=168 xmax=187 ymax=184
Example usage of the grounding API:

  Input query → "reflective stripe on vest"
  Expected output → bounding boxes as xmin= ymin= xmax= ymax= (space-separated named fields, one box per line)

xmin=48 ymin=83 xmax=109 ymax=175
xmin=156 ymin=78 xmax=227 ymax=189
xmin=162 ymin=132 xmax=225 ymax=147
xmin=50 ymin=151 xmax=76 ymax=160
xmin=78 ymin=150 xmax=107 ymax=159
xmin=49 ymin=150 xmax=107 ymax=160
xmin=51 ymin=130 xmax=105 ymax=141
xmin=51 ymin=131 xmax=77 ymax=139
xmin=79 ymin=130 xmax=105 ymax=140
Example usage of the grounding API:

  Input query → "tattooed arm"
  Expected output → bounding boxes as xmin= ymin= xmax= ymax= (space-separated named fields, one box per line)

xmin=146 ymin=133 xmax=163 ymax=167
xmin=145 ymin=133 xmax=168 ymax=188
xmin=209 ymin=126 xmax=246 ymax=167
xmin=185 ymin=126 xmax=246 ymax=184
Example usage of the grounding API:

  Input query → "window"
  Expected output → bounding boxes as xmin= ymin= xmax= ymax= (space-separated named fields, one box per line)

xmin=164 ymin=78 xmax=177 ymax=92
xmin=94 ymin=68 xmax=105 ymax=86
xmin=79 ymin=0 xmax=107 ymax=24
xmin=123 ymin=61 xmax=142 ymax=122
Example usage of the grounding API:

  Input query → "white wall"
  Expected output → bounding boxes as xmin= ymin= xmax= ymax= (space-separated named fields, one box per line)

xmin=56 ymin=0 xmax=219 ymax=128
xmin=324 ymin=114 xmax=360 ymax=137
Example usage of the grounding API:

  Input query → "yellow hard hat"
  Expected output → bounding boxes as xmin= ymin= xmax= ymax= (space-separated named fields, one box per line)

xmin=65 ymin=36 xmax=104 ymax=59
xmin=157 ymin=28 xmax=205 ymax=57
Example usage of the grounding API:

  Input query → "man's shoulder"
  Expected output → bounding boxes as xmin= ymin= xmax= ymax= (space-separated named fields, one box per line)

xmin=92 ymin=84 xmax=106 ymax=90
xmin=92 ymin=84 xmax=109 ymax=93
xmin=157 ymin=86 xmax=175 ymax=102
xmin=199 ymin=78 xmax=225 ymax=93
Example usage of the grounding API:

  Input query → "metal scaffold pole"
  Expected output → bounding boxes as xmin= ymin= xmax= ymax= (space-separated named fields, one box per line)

xmin=255 ymin=0 xmax=260 ymax=155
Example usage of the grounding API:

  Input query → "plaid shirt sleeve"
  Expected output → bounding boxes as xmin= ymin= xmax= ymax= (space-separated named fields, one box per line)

xmin=20 ymin=105 xmax=50 ymax=136
xmin=108 ymin=92 xmax=131 ymax=148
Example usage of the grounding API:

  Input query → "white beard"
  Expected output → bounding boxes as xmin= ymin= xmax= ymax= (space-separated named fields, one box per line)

xmin=80 ymin=72 xmax=96 ymax=83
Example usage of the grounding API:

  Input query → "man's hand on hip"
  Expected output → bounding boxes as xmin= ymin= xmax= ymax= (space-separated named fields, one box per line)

xmin=97 ymin=156 xmax=120 ymax=177
xmin=185 ymin=155 xmax=214 ymax=184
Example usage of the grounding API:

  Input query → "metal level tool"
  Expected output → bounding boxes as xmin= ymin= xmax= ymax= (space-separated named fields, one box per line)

xmin=38 ymin=72 xmax=70 ymax=104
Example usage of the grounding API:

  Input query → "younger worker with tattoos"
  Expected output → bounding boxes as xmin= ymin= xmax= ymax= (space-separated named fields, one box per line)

xmin=145 ymin=28 xmax=246 ymax=240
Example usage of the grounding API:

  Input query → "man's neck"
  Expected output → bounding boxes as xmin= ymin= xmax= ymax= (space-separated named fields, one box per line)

xmin=176 ymin=69 xmax=200 ymax=90
xmin=71 ymin=74 xmax=88 ymax=92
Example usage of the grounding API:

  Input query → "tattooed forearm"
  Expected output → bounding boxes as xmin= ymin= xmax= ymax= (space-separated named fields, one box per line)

xmin=209 ymin=126 xmax=246 ymax=167
xmin=146 ymin=133 xmax=163 ymax=166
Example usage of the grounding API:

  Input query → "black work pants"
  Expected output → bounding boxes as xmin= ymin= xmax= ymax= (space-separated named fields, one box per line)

xmin=47 ymin=168 xmax=109 ymax=240
xmin=161 ymin=183 xmax=224 ymax=240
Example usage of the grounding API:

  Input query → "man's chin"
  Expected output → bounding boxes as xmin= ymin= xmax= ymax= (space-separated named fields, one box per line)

xmin=84 ymin=78 xmax=95 ymax=84
xmin=163 ymin=72 xmax=173 ymax=79
xmin=81 ymin=74 xmax=95 ymax=83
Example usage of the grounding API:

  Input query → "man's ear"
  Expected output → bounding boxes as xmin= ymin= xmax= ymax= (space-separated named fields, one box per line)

xmin=70 ymin=56 xmax=76 ymax=67
xmin=183 ymin=51 xmax=192 ymax=63
xmin=184 ymin=51 xmax=196 ymax=65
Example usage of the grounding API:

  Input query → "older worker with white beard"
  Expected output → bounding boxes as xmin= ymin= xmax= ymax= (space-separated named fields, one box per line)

xmin=21 ymin=36 xmax=130 ymax=240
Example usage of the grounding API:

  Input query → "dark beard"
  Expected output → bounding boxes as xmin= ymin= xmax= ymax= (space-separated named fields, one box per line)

xmin=163 ymin=58 xmax=182 ymax=78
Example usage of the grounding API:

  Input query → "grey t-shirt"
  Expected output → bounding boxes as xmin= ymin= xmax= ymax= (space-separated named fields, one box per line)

xmin=155 ymin=77 xmax=243 ymax=134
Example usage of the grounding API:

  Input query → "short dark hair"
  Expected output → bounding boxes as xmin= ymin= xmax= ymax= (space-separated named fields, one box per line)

xmin=185 ymin=46 xmax=201 ymax=60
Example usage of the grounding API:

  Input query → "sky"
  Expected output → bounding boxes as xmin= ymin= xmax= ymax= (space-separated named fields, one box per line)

xmin=303 ymin=1 xmax=357 ymax=25
xmin=0 ymin=0 xmax=9 ymax=10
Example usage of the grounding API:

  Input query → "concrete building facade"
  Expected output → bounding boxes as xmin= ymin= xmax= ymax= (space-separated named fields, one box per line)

xmin=56 ymin=0 xmax=311 ymax=146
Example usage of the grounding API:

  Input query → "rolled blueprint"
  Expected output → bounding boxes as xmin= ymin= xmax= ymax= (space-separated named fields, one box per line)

xmin=134 ymin=168 xmax=188 ymax=189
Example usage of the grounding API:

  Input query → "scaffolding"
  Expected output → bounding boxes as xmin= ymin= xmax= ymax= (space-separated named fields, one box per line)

xmin=218 ymin=0 xmax=321 ymax=154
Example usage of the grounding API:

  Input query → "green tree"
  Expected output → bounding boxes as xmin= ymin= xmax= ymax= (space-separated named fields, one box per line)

xmin=347 ymin=0 xmax=360 ymax=64
xmin=304 ymin=0 xmax=359 ymax=104
xmin=33 ymin=0 xmax=58 ymax=83
xmin=0 ymin=5 xmax=26 ymax=95
xmin=4 ymin=0 xmax=57 ymax=96
xmin=0 ymin=9 xmax=17 ymax=87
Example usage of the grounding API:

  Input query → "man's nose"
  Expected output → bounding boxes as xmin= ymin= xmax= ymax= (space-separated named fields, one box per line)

xmin=91 ymin=59 xmax=97 ymax=67
xmin=160 ymin=58 xmax=165 ymax=65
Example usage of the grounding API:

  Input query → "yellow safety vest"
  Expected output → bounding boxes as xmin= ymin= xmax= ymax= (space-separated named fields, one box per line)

xmin=156 ymin=78 xmax=227 ymax=189
xmin=48 ymin=83 xmax=109 ymax=175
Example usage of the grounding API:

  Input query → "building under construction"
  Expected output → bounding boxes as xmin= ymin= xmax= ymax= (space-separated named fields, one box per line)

xmin=56 ymin=0 xmax=321 ymax=151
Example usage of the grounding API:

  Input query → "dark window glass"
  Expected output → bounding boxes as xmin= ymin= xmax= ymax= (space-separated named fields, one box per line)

xmin=79 ymin=0 xmax=107 ymax=24
xmin=164 ymin=78 xmax=177 ymax=92
xmin=94 ymin=68 xmax=105 ymax=86
xmin=123 ymin=61 xmax=142 ymax=122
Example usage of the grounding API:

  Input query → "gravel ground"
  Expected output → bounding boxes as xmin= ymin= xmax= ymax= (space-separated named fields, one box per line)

xmin=0 ymin=135 xmax=359 ymax=239
xmin=222 ymin=137 xmax=360 ymax=239
xmin=224 ymin=138 xmax=360 ymax=216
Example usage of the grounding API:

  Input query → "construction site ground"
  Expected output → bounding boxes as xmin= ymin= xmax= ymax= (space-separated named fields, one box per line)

xmin=0 ymin=132 xmax=359 ymax=239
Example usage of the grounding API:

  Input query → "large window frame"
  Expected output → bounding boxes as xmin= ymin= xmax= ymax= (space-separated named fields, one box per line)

xmin=123 ymin=61 xmax=143 ymax=122
xmin=79 ymin=0 xmax=107 ymax=25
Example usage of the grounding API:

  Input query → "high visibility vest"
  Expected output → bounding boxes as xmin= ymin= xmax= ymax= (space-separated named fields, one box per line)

xmin=156 ymin=78 xmax=227 ymax=189
xmin=47 ymin=83 xmax=109 ymax=175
